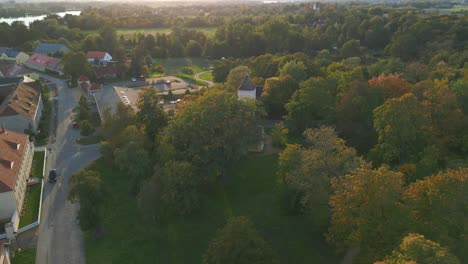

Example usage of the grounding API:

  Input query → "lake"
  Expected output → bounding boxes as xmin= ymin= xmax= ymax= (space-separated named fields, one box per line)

xmin=0 ymin=11 xmax=81 ymax=27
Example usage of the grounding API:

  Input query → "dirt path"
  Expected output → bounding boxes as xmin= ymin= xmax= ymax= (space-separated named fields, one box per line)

xmin=194 ymin=71 xmax=214 ymax=87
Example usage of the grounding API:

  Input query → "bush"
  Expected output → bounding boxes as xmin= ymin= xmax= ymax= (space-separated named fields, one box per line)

xmin=180 ymin=67 xmax=194 ymax=75
xmin=153 ymin=65 xmax=165 ymax=74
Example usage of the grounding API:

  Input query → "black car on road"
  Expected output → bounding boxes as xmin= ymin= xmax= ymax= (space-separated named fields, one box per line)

xmin=49 ymin=169 xmax=57 ymax=183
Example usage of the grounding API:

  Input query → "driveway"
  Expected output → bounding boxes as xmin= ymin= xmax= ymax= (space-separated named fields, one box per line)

xmin=35 ymin=75 xmax=100 ymax=264
xmin=194 ymin=71 xmax=214 ymax=87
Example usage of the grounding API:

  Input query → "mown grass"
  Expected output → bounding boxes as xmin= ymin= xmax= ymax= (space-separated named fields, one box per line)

xmin=84 ymin=155 xmax=339 ymax=264
xmin=198 ymin=71 xmax=213 ymax=82
xmin=11 ymin=248 xmax=36 ymax=264
xmin=77 ymin=135 xmax=102 ymax=145
xmin=31 ymin=151 xmax=45 ymax=179
xmin=18 ymin=184 xmax=41 ymax=228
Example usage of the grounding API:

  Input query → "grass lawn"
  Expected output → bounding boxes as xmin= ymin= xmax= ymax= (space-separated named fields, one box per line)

xmin=31 ymin=151 xmax=45 ymax=179
xmin=18 ymin=184 xmax=41 ymax=228
xmin=198 ymin=71 xmax=213 ymax=82
xmin=153 ymin=58 xmax=211 ymax=76
xmin=83 ymin=27 xmax=216 ymax=39
xmin=11 ymin=248 xmax=36 ymax=264
xmin=85 ymin=155 xmax=339 ymax=264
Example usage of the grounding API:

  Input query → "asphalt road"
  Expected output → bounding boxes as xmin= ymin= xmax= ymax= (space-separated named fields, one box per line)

xmin=35 ymin=75 xmax=100 ymax=264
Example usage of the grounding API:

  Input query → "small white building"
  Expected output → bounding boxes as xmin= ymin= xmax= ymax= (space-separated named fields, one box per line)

xmin=87 ymin=51 xmax=112 ymax=65
xmin=237 ymin=74 xmax=257 ymax=99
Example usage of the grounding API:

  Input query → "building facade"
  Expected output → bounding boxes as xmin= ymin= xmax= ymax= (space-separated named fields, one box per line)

xmin=0 ymin=128 xmax=34 ymax=222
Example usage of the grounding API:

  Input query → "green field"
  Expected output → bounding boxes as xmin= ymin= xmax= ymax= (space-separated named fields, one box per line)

xmin=11 ymin=248 xmax=36 ymax=264
xmin=31 ymin=151 xmax=45 ymax=179
xmin=153 ymin=58 xmax=210 ymax=75
xmin=19 ymin=184 xmax=41 ymax=228
xmin=82 ymin=27 xmax=217 ymax=39
xmin=198 ymin=71 xmax=213 ymax=82
xmin=85 ymin=155 xmax=339 ymax=264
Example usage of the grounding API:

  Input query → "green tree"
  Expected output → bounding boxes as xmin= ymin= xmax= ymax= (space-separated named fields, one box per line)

xmin=136 ymin=89 xmax=168 ymax=143
xmin=261 ymin=76 xmax=298 ymax=118
xmin=285 ymin=77 xmax=337 ymax=132
xmin=371 ymin=93 xmax=430 ymax=165
xmin=279 ymin=60 xmax=307 ymax=82
xmin=185 ymin=40 xmax=203 ymax=57
xmin=63 ymin=51 xmax=92 ymax=84
xmin=277 ymin=127 xmax=361 ymax=215
xmin=404 ymin=168 xmax=467 ymax=259
xmin=204 ymin=216 xmax=279 ymax=264
xmin=101 ymin=103 xmax=136 ymax=144
xmin=380 ymin=233 xmax=460 ymax=264
xmin=68 ymin=169 xmax=104 ymax=231
xmin=139 ymin=161 xmax=199 ymax=219
xmin=79 ymin=120 xmax=94 ymax=136
xmin=341 ymin=39 xmax=361 ymax=58
xmin=226 ymin=65 xmax=251 ymax=92
xmin=99 ymin=26 xmax=118 ymax=54
xmin=271 ymin=122 xmax=288 ymax=148
xmin=327 ymin=163 xmax=408 ymax=262
xmin=165 ymin=88 xmax=260 ymax=180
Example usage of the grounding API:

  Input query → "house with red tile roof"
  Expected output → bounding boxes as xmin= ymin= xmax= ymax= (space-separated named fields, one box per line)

xmin=94 ymin=65 xmax=118 ymax=80
xmin=25 ymin=54 xmax=64 ymax=76
xmin=0 ymin=81 xmax=43 ymax=133
xmin=78 ymin=75 xmax=102 ymax=98
xmin=0 ymin=127 xmax=34 ymax=222
xmin=87 ymin=51 xmax=112 ymax=65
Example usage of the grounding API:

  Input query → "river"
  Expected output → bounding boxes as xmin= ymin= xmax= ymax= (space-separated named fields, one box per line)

xmin=0 ymin=11 xmax=81 ymax=27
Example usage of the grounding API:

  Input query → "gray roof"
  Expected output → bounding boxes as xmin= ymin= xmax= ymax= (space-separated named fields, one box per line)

xmin=238 ymin=74 xmax=256 ymax=91
xmin=0 ymin=47 xmax=21 ymax=58
xmin=33 ymin=43 xmax=70 ymax=55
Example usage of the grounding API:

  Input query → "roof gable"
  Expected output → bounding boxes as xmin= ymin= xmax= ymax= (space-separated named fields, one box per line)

xmin=238 ymin=74 xmax=256 ymax=91
xmin=0 ymin=81 xmax=41 ymax=120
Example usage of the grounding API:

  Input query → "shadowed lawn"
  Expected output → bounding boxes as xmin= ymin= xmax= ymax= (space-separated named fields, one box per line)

xmin=18 ymin=184 xmax=41 ymax=228
xmin=11 ymin=248 xmax=36 ymax=264
xmin=31 ymin=151 xmax=45 ymax=179
xmin=85 ymin=155 xmax=339 ymax=263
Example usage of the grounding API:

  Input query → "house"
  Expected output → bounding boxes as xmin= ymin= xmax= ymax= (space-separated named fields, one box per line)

xmin=94 ymin=65 xmax=118 ymax=80
xmin=0 ymin=62 xmax=32 ymax=79
xmin=237 ymin=74 xmax=257 ymax=99
xmin=33 ymin=43 xmax=70 ymax=56
xmin=87 ymin=51 xmax=112 ymax=65
xmin=0 ymin=81 xmax=43 ymax=133
xmin=78 ymin=75 xmax=101 ymax=97
xmin=25 ymin=54 xmax=64 ymax=76
xmin=0 ymin=48 xmax=29 ymax=64
xmin=0 ymin=127 xmax=34 ymax=223
xmin=0 ymin=243 xmax=11 ymax=264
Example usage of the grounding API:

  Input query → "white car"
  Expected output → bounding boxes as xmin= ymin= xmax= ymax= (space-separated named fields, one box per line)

xmin=131 ymin=78 xmax=136 ymax=82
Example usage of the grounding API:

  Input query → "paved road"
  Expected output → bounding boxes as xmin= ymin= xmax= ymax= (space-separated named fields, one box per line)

xmin=194 ymin=71 xmax=214 ymax=87
xmin=35 ymin=75 xmax=100 ymax=264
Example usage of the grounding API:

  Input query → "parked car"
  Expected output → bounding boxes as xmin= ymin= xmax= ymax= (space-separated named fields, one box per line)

xmin=131 ymin=78 xmax=137 ymax=82
xmin=166 ymin=80 xmax=171 ymax=86
xmin=72 ymin=122 xmax=79 ymax=128
xmin=49 ymin=169 xmax=57 ymax=183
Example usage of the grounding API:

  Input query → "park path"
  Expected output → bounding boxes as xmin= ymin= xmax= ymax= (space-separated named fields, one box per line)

xmin=194 ymin=70 xmax=214 ymax=87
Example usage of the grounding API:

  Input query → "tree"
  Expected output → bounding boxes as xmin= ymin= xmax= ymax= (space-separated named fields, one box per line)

xmin=139 ymin=161 xmax=199 ymax=219
xmin=113 ymin=126 xmax=151 ymax=193
xmin=379 ymin=233 xmax=460 ymax=264
xmin=68 ymin=169 xmax=104 ymax=231
xmin=279 ymin=60 xmax=307 ymax=82
xmin=368 ymin=74 xmax=412 ymax=100
xmin=101 ymin=103 xmax=136 ymax=144
xmin=277 ymin=127 xmax=361 ymax=215
xmin=271 ymin=122 xmax=288 ymax=148
xmin=204 ymin=216 xmax=279 ymax=264
xmin=136 ymin=89 xmax=168 ymax=143
xmin=404 ymin=168 xmax=467 ymax=258
xmin=285 ymin=77 xmax=337 ymax=132
xmin=63 ymin=51 xmax=92 ymax=84
xmin=79 ymin=120 xmax=94 ymax=136
xmin=99 ymin=26 xmax=118 ymax=54
xmin=260 ymin=76 xmax=298 ymax=118
xmin=327 ymin=163 xmax=408 ymax=263
xmin=226 ymin=66 xmax=251 ymax=92
xmin=185 ymin=40 xmax=203 ymax=57
xmin=371 ymin=93 xmax=430 ymax=165
xmin=165 ymin=88 xmax=260 ymax=180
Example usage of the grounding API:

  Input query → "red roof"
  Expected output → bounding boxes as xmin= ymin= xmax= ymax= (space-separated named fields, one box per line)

xmin=90 ymin=83 xmax=101 ymax=91
xmin=0 ymin=129 xmax=29 ymax=193
xmin=26 ymin=54 xmax=62 ymax=71
xmin=87 ymin=51 xmax=107 ymax=60
xmin=79 ymin=75 xmax=90 ymax=82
